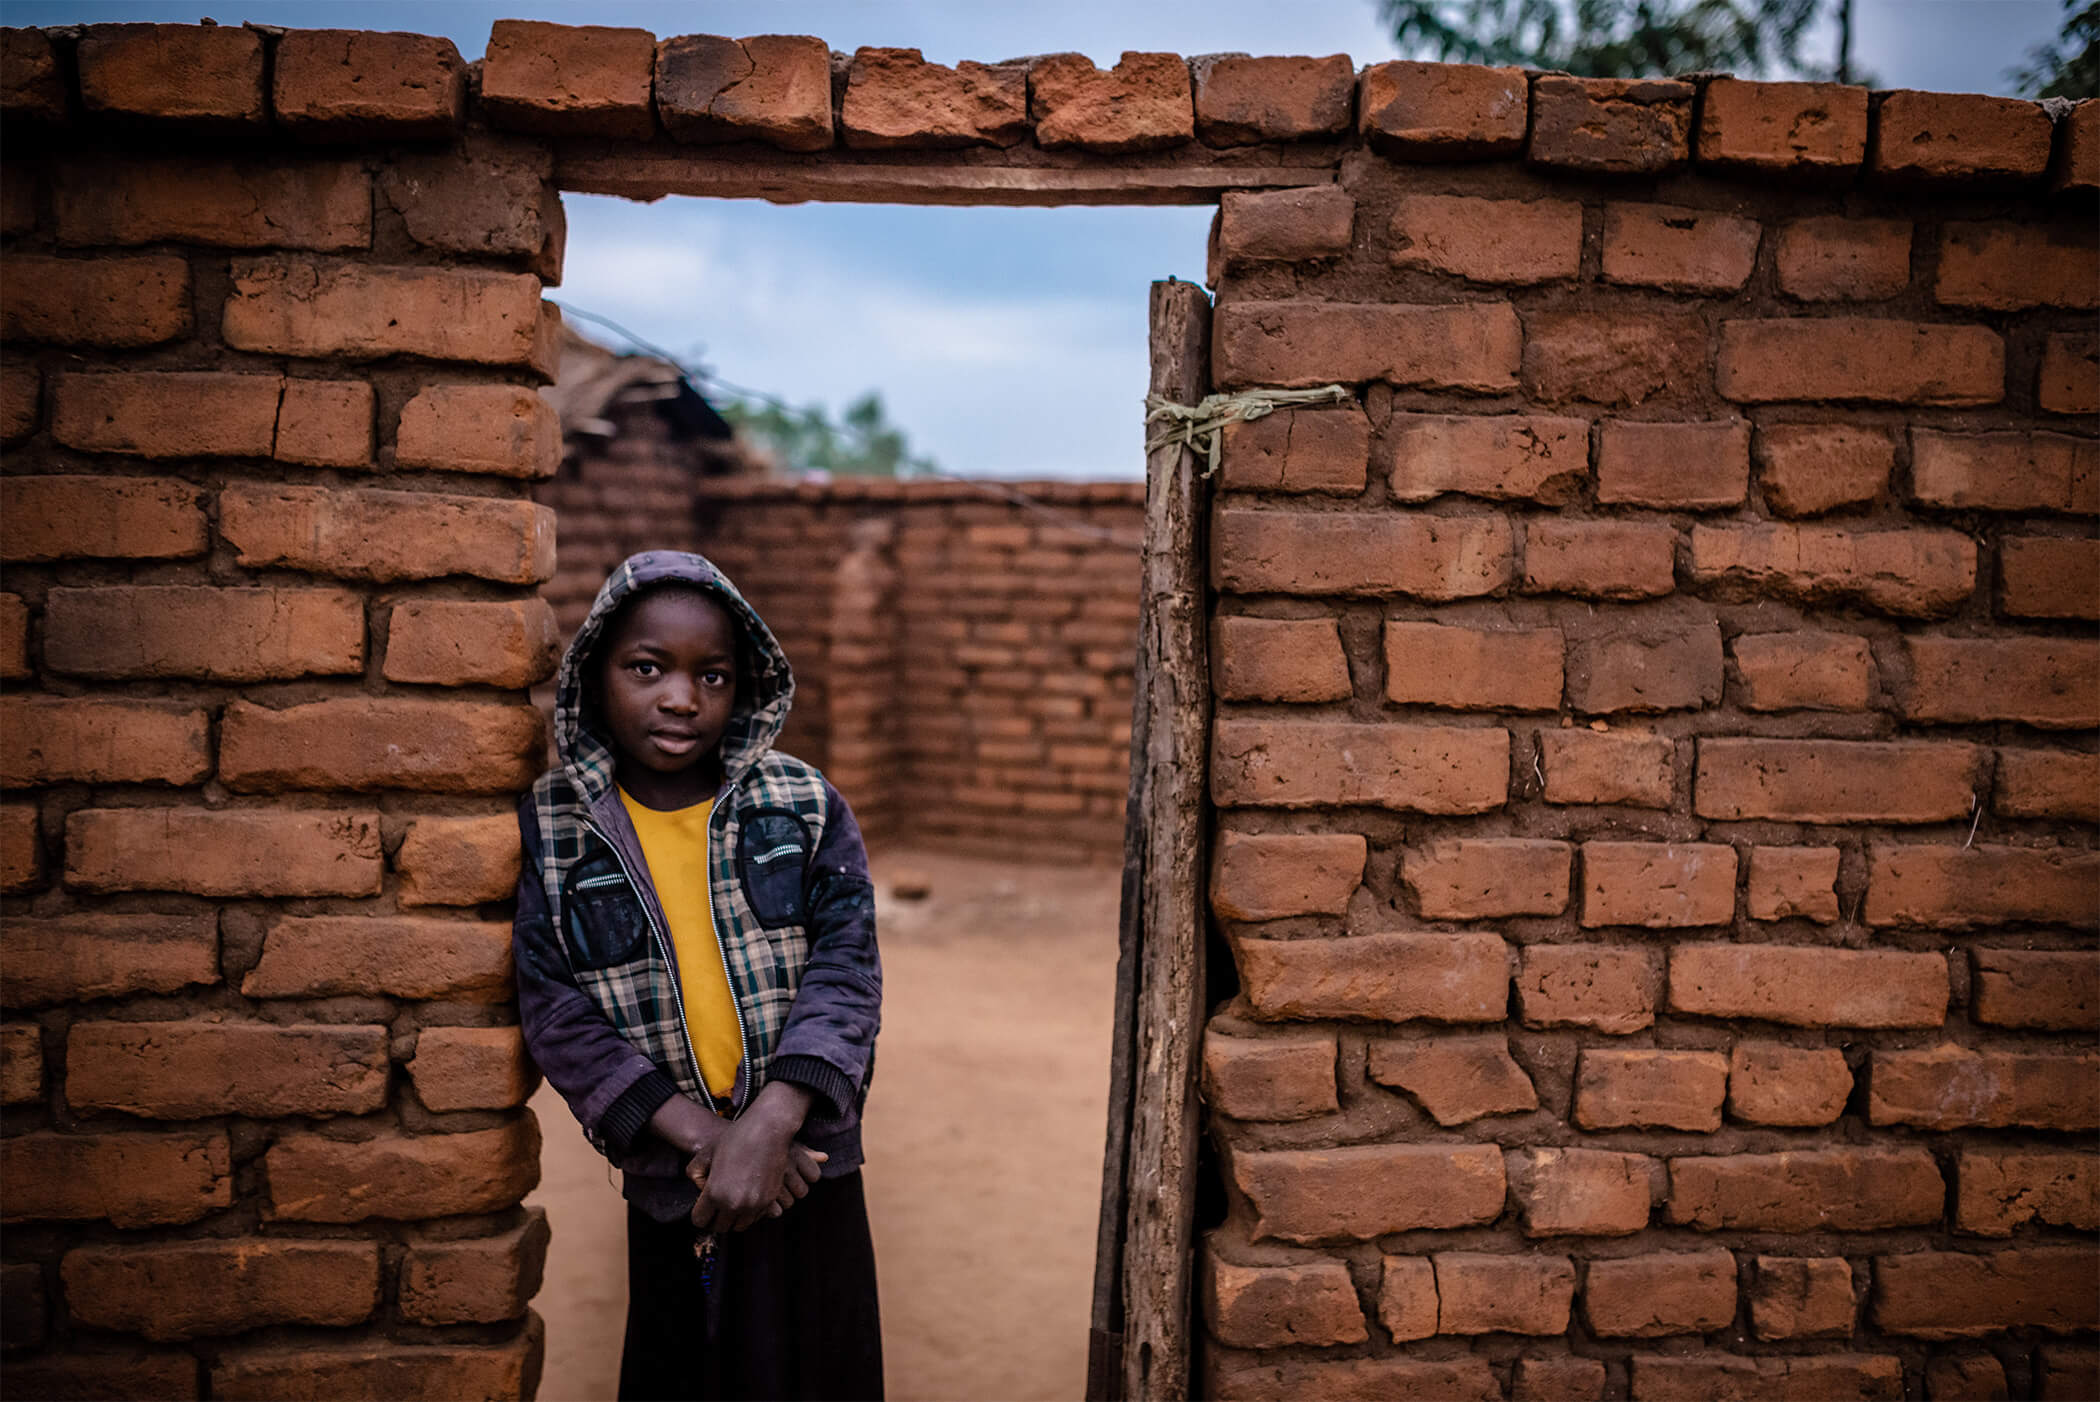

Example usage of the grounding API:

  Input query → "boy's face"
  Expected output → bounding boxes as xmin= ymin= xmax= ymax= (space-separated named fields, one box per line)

xmin=598 ymin=588 xmax=740 ymax=781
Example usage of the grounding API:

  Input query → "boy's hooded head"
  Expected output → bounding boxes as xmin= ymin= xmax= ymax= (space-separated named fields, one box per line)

xmin=593 ymin=583 xmax=741 ymax=783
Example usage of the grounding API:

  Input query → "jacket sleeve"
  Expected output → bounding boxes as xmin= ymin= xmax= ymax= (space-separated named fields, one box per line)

xmin=512 ymin=795 xmax=680 ymax=1157
xmin=766 ymin=779 xmax=882 ymax=1120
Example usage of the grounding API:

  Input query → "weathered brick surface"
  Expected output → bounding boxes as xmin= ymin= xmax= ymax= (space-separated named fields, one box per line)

xmin=1212 ymin=300 xmax=1521 ymax=392
xmin=842 ymin=48 xmax=1027 ymax=150
xmin=1523 ymin=311 xmax=1706 ymax=407
xmin=1357 ymin=61 xmax=1525 ymax=157
xmin=1903 ymin=637 xmax=2099 ymax=729
xmin=76 ymin=23 xmax=263 ymax=124
xmin=1217 ymin=186 xmax=1353 ymax=264
xmin=3 ymin=913 xmax=218 ymax=1008
xmin=1596 ymin=419 xmax=1749 ymax=509
xmin=1775 ymin=213 xmax=1913 ymax=301
xmin=62 ymin=1239 xmax=380 ymax=1340
xmin=2 ymin=1022 xmax=44 ymax=1104
xmin=1929 ymin=1353 xmax=2011 ymax=1400
xmin=1234 ymin=931 xmax=1508 ymax=1023
xmin=222 ymin=259 xmax=551 ymax=369
xmin=399 ymin=1210 xmax=550 ymax=1325
xmin=53 ymin=372 xmax=268 ymax=458
xmin=1698 ymin=78 xmax=1867 ymax=173
xmin=1955 ymin=1150 xmax=2098 ymax=1236
xmin=409 ymin=1026 xmax=536 ymax=1112
xmin=0 ymin=801 xmax=40 ymax=893
xmin=1728 ymin=1043 xmax=1851 ymax=1126
xmin=657 ymin=34 xmax=834 ymax=151
xmin=2039 ymin=331 xmax=2100 ymax=414
xmin=1214 ymin=616 xmax=1351 ymax=702
xmin=1689 ymin=523 xmax=1977 ymax=617
xmin=2060 ymin=100 xmax=2100 ymax=194
xmin=272 ymin=29 xmax=466 ymax=139
xmin=1522 ymin=520 xmax=1678 ymax=599
xmin=1574 ymin=1049 xmax=1727 ymax=1131
xmin=1669 ymin=944 xmax=1949 ymax=1027
xmin=1602 ymin=204 xmax=1760 ymax=293
xmin=1581 ymin=842 xmax=1736 ymax=928
xmin=243 ymin=915 xmax=513 ymax=1002
xmin=1020 ymin=51 xmax=1189 ymax=154
xmin=1716 ymin=318 xmax=2003 ymax=405
xmin=1377 ymin=1256 xmax=1437 ymax=1342
xmin=1435 ymin=1252 xmax=1574 ymax=1335
xmin=1 ymin=366 xmax=37 ymax=442
xmin=1388 ymin=412 xmax=1587 ymax=503
xmin=1584 ymin=1250 xmax=1736 ymax=1336
xmin=1873 ymin=90 xmax=2053 ymax=182
xmin=1630 ymin=1353 xmax=1903 ymax=1400
xmin=395 ymin=384 xmax=561 ymax=478
xmin=1996 ymin=748 xmax=2100 ymax=822
xmin=1668 ymin=1147 xmax=1944 ymax=1230
xmin=220 ymin=484 xmax=557 ymax=584
xmin=1203 ymin=1033 xmax=1338 ymax=1121
xmin=0 ymin=1131 xmax=230 ymax=1227
xmin=1515 ymin=945 xmax=1662 ymax=1034
xmin=1212 ymin=719 xmax=1508 ymax=813
xmin=1405 ymin=838 xmax=1569 ymax=918
xmin=1937 ymin=220 xmax=2099 ymax=311
xmin=1513 ymin=1356 xmax=1605 ymax=1402
xmin=1729 ymin=631 xmax=1872 ymax=711
xmin=481 ymin=20 xmax=654 ymax=139
xmin=2 ymin=27 xmax=66 ymax=123
xmin=1210 ymin=831 xmax=1365 ymax=921
xmin=65 ymin=1021 xmax=389 ymax=1119
xmin=1530 ymin=76 xmax=1691 ymax=173
xmin=1745 ymin=845 xmax=1839 ymax=923
xmin=1218 ymin=406 xmax=1367 ymax=494
xmin=220 ymin=698 xmax=545 ymax=793
xmin=1910 ymin=429 xmax=2099 ymax=513
xmin=1368 ymin=1036 xmax=1537 ymax=1125
xmin=1749 ymin=1257 xmax=1855 ymax=1339
xmin=1567 ymin=624 xmax=1723 ymax=715
xmin=1873 ymin=1248 xmax=2100 ymax=1338
xmin=1753 ymin=423 xmax=1893 ymax=516
xmin=65 ymin=808 xmax=383 ymax=898
xmin=1385 ymin=622 xmax=1563 ymax=711
xmin=265 ymin=1119 xmax=539 ymax=1222
xmin=1387 ymin=196 xmax=1581 ymax=284
xmin=1207 ymin=1351 xmax=1499 ymax=1402
xmin=1205 ymin=1256 xmax=1366 ymax=1348
xmin=0 ymin=593 xmax=29 ymax=681
xmin=1216 ymin=510 xmax=1512 ymax=598
xmin=1505 ymin=1147 xmax=1655 ymax=1237
xmin=1970 ymin=948 xmax=2098 ymax=1031
xmin=1231 ymin=1143 xmax=1506 ymax=1242
xmin=1695 ymin=738 xmax=1979 ymax=823
xmin=54 ymin=156 xmax=371 ymax=248
xmin=1867 ymin=843 xmax=2100 ymax=929
xmin=1869 ymin=1046 xmax=2099 ymax=1131
xmin=378 ymin=135 xmax=562 ymax=268
xmin=2001 ymin=536 xmax=2100 ymax=620
xmin=396 ymin=813 xmax=525 ymax=908
xmin=1192 ymin=54 xmax=1352 ymax=145
xmin=211 ymin=1326 xmax=543 ymax=1402
xmin=0 ymin=696 xmax=211 ymax=786
xmin=1539 ymin=729 xmax=1674 ymax=808
xmin=43 ymin=585 xmax=364 ymax=681
xmin=1 ymin=253 xmax=190 ymax=346
xmin=385 ymin=598 xmax=560 ymax=689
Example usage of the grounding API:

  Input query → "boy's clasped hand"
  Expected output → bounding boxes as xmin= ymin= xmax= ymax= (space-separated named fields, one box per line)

xmin=656 ymin=1080 xmax=826 ymax=1232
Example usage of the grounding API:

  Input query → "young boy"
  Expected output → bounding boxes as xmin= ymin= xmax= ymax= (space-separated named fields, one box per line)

xmin=512 ymin=550 xmax=882 ymax=1402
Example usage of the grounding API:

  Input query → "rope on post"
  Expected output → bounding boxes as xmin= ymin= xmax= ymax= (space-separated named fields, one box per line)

xmin=1142 ymin=384 xmax=1353 ymax=478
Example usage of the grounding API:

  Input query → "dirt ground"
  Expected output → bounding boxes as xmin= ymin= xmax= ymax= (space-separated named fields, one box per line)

xmin=526 ymin=847 xmax=1124 ymax=1401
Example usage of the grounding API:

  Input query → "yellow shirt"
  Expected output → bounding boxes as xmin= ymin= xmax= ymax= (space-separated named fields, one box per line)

xmin=617 ymin=789 xmax=742 ymax=1099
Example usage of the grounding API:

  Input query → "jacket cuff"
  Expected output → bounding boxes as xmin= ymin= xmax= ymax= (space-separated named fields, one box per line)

xmin=769 ymin=1055 xmax=858 ymax=1119
xmin=598 ymin=1069 xmax=680 ymax=1156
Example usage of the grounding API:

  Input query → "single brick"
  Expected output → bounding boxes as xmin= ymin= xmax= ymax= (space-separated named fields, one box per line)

xmin=2060 ymin=99 xmax=2100 ymax=194
xmin=1 ymin=475 xmax=206 ymax=561
xmin=2039 ymin=331 xmax=2099 ymax=414
xmin=0 ymin=697 xmax=211 ymax=786
xmin=0 ymin=1130 xmax=230 ymax=1227
xmin=1750 ymin=1256 xmax=1856 ymax=1339
xmin=272 ymin=29 xmax=466 ymax=139
xmin=1575 ymin=1049 xmax=1728 ymax=1131
xmin=2000 ymin=537 xmax=2100 ymax=621
xmin=1530 ymin=75 xmax=1692 ymax=173
xmin=1377 ymin=1256 xmax=1438 ymax=1342
xmin=1930 ymin=1354 xmax=2012 ymax=1401
xmin=266 ymin=1119 xmax=539 ymax=1222
xmin=3 ymin=913 xmax=217 ymax=1009
xmin=1567 ymin=623 xmax=1723 ymax=715
xmin=1728 ymin=1043 xmax=1851 ymax=1126
xmin=394 ymin=384 xmax=562 ymax=478
xmin=1596 ymin=419 xmax=1750 ymax=509
xmin=1202 ymin=1032 xmax=1337 ymax=1121
xmin=1 ymin=365 xmax=36 ymax=441
xmin=62 ymin=1239 xmax=380 ymax=1341
xmin=1405 ymin=838 xmax=1570 ymax=919
xmin=1956 ymin=1150 xmax=2098 ymax=1238
xmin=410 ymin=1026 xmax=537 ymax=1112
xmin=66 ymin=1021 xmax=389 ymax=1119
xmin=1 ymin=27 xmax=66 ymax=123
xmin=1602 ymin=204 xmax=1760 ymax=293
xmin=1874 ymin=90 xmax=2054 ymax=182
xmin=1669 ymin=944 xmax=1949 ymax=1028
xmin=64 ymin=808 xmax=383 ymax=899
xmin=1516 ymin=945 xmax=1662 ymax=1035
xmin=43 ymin=585 xmax=364 ymax=681
xmin=212 ymin=1332 xmax=542 ymax=1402
xmin=657 ymin=34 xmax=834 ymax=151
xmin=1217 ymin=186 xmax=1353 ymax=264
xmin=1774 ymin=216 xmax=1911 ymax=301
xmin=0 ymin=801 xmax=37 ymax=893
xmin=1972 ymin=949 xmax=2099 ymax=1031
xmin=1630 ymin=1355 xmax=1902 ymax=1402
xmin=277 ymin=379 xmax=374 ymax=467
xmin=1210 ymin=830 xmax=1365 ymax=921
xmin=0 ymin=593 xmax=27 ymax=681
xmin=1911 ymin=428 xmax=2099 ymax=514
xmin=53 ymin=156 xmax=371 ymax=249
xmin=1697 ymin=77 xmax=1868 ymax=173
xmin=1539 ymin=729 xmax=1675 ymax=808
xmin=1388 ymin=411 xmax=1587 ymax=504
xmin=1668 ymin=1147 xmax=1943 ymax=1231
xmin=223 ymin=259 xmax=551 ymax=370
xmin=1231 ymin=1142 xmax=1506 ymax=1242
xmin=1523 ymin=311 xmax=1707 ymax=408
xmin=840 ymin=48 xmax=1027 ymax=150
xmin=1204 ymin=1256 xmax=1367 ymax=1349
xmin=76 ymin=23 xmax=263 ymax=124
xmin=1937 ymin=220 xmax=2099 ymax=311
xmin=378 ymin=135 xmax=562 ymax=266
xmin=50 ymin=370 xmax=276 ymax=458
xmin=384 ymin=599 xmax=560 ymax=690
xmin=1901 ymin=637 xmax=2099 ymax=729
xmin=1869 ymin=843 xmax=2099 ymax=928
xmin=1211 ymin=719 xmax=1508 ymax=813
xmin=1870 ymin=1046 xmax=2099 ymax=1132
xmin=243 ymin=914 xmax=512 ymax=1002
xmin=1745 ymin=846 xmax=1840 ymax=924
xmin=1387 ymin=195 xmax=1582 ymax=284
xmin=1385 ymin=621 xmax=1564 ymax=711
xmin=1689 ymin=523 xmax=1977 ymax=617
xmin=1 ymin=1022 xmax=43 ymax=1103
xmin=1505 ymin=1147 xmax=1656 ymax=1238
xmin=1217 ymin=405 xmax=1368 ymax=495
xmin=1873 ymin=1248 xmax=2099 ymax=1338
xmin=0 ymin=253 xmax=190 ymax=347
xmin=1524 ymin=521 xmax=1679 ymax=598
xmin=399 ymin=1210 xmax=550 ymax=1326
xmin=1716 ymin=318 xmax=2003 ymax=405
xmin=1357 ymin=61 xmax=1526 ymax=157
xmin=1215 ymin=510 xmax=1512 ymax=599
xmin=1583 ymin=1250 xmax=1736 ymax=1336
xmin=480 ymin=20 xmax=655 ymax=139
xmin=1435 ymin=1252 xmax=1574 ymax=1335
xmin=397 ymin=813 xmax=525 ymax=907
xmin=1730 ymin=631 xmax=1873 ymax=711
xmin=1214 ymin=616 xmax=1351 ymax=702
xmin=1191 ymin=53 xmax=1352 ymax=145
xmin=1233 ymin=931 xmax=1508 ymax=1023
xmin=1205 ymin=1353 xmax=1496 ymax=1402
xmin=219 ymin=484 xmax=557 ymax=584
xmin=1995 ymin=748 xmax=2100 ymax=822
xmin=1367 ymin=1035 xmax=1538 ymax=1125
xmin=1212 ymin=300 xmax=1521 ymax=392
xmin=1513 ymin=1356 xmax=1606 ymax=1402
xmin=1695 ymin=738 xmax=1980 ymax=824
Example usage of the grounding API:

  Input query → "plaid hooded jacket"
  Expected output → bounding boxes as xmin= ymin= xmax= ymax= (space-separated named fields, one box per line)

xmin=512 ymin=551 xmax=881 ymax=1222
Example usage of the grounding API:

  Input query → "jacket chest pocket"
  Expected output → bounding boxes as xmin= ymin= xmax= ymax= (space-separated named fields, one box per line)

xmin=562 ymin=859 xmax=651 ymax=970
xmin=738 ymin=810 xmax=811 ymax=929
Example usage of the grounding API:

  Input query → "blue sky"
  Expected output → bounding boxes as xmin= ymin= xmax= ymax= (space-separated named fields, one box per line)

xmin=12 ymin=1 xmax=2069 ymax=478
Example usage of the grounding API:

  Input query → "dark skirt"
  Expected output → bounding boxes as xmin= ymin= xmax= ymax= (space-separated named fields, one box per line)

xmin=618 ymin=1171 xmax=884 ymax=1402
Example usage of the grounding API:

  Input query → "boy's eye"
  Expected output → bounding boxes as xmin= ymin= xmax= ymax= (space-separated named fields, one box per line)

xmin=627 ymin=661 xmax=661 ymax=679
xmin=701 ymin=670 xmax=732 ymax=688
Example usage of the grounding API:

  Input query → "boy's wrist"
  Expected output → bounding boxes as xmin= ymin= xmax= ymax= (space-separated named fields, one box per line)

xmin=743 ymin=1081 xmax=815 ymax=1138
xmin=649 ymin=1093 xmax=724 ymax=1157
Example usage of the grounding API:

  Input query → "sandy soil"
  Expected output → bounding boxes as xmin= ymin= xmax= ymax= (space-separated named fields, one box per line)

xmin=527 ymin=848 xmax=1123 ymax=1402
